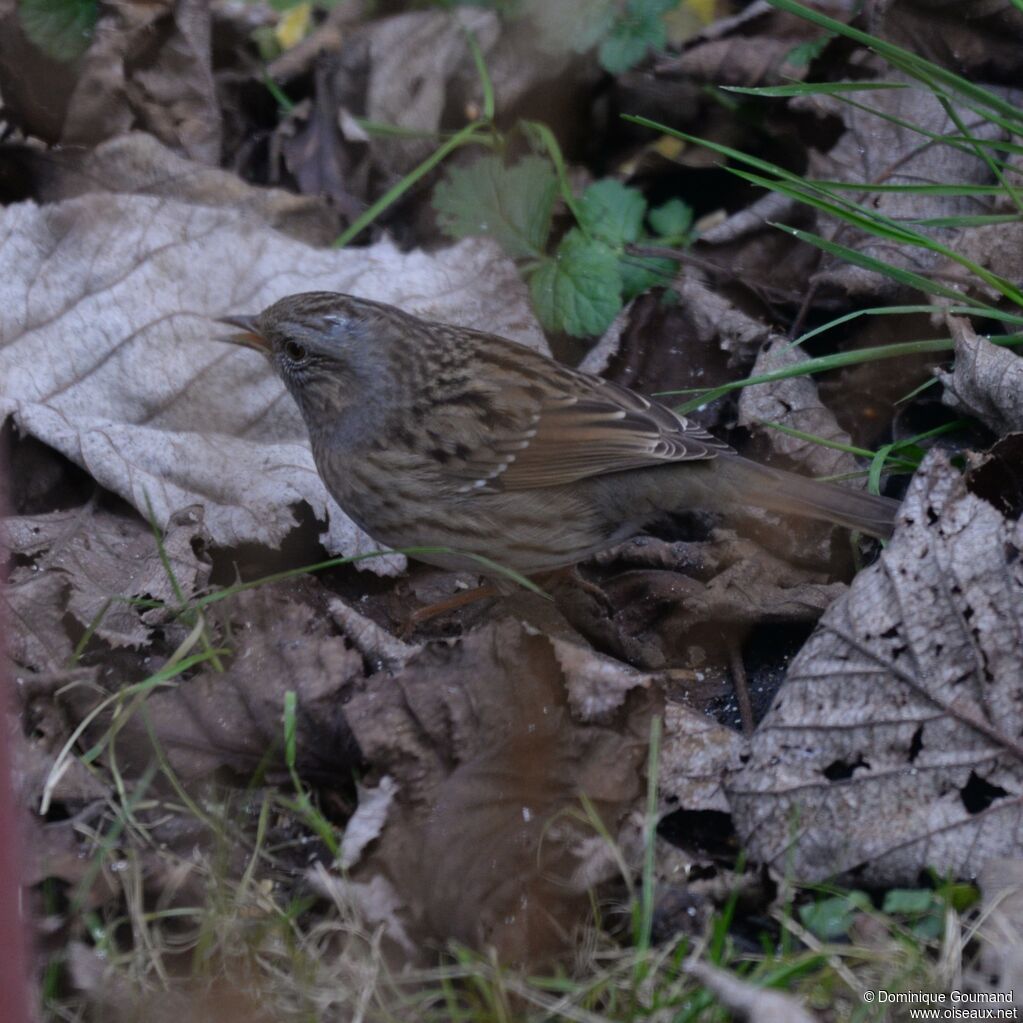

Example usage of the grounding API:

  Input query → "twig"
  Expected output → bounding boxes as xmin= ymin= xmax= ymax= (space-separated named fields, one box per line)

xmin=729 ymin=644 xmax=755 ymax=736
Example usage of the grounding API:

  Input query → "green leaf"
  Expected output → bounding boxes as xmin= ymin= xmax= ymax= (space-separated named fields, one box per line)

xmin=598 ymin=0 xmax=673 ymax=74
xmin=529 ymin=230 xmax=622 ymax=337
xmin=577 ymin=179 xmax=647 ymax=247
xmin=18 ymin=0 xmax=97 ymax=62
xmin=648 ymin=197 xmax=693 ymax=239
xmin=882 ymin=889 xmax=936 ymax=915
xmin=882 ymin=890 xmax=944 ymax=940
xmin=619 ymin=254 xmax=676 ymax=299
xmin=433 ymin=155 xmax=557 ymax=260
xmin=799 ymin=891 xmax=871 ymax=941
xmin=782 ymin=33 xmax=834 ymax=69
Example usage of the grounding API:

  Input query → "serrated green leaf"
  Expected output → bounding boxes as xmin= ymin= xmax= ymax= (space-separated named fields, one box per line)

xmin=18 ymin=0 xmax=97 ymax=62
xmin=648 ymin=197 xmax=693 ymax=239
xmin=598 ymin=0 xmax=672 ymax=74
xmin=619 ymin=255 xmax=676 ymax=299
xmin=433 ymin=155 xmax=557 ymax=260
xmin=577 ymin=179 xmax=647 ymax=248
xmin=529 ymin=230 xmax=622 ymax=337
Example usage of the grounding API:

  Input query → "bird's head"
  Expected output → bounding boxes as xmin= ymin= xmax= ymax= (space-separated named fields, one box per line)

xmin=215 ymin=291 xmax=402 ymax=427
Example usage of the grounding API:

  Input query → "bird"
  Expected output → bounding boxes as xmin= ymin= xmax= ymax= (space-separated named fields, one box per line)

xmin=215 ymin=291 xmax=900 ymax=579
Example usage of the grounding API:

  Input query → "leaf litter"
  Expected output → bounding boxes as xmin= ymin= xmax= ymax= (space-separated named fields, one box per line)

xmin=4 ymin=0 xmax=1023 ymax=1016
xmin=728 ymin=451 xmax=1023 ymax=885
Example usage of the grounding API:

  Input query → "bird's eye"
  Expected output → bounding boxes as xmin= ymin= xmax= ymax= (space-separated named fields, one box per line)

xmin=284 ymin=340 xmax=308 ymax=363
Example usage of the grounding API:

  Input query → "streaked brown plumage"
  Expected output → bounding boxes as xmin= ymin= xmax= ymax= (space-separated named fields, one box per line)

xmin=216 ymin=292 xmax=899 ymax=575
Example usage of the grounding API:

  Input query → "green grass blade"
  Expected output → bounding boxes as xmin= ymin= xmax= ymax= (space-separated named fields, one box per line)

xmin=790 ymin=304 xmax=1023 ymax=349
xmin=334 ymin=122 xmax=488 ymax=247
xmin=937 ymin=95 xmax=1023 ymax=216
xmin=520 ymin=119 xmax=583 ymax=222
xmin=762 ymin=0 xmax=1023 ymax=126
xmin=663 ymin=334 xmax=1023 ymax=414
xmin=462 ymin=26 xmax=495 ymax=121
xmin=774 ymin=221 xmax=1002 ymax=308
xmin=723 ymin=81 xmax=906 ymax=97
xmin=804 ymin=182 xmax=1009 ymax=195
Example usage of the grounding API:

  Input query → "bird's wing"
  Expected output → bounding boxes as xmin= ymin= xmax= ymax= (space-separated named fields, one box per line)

xmin=421 ymin=347 xmax=732 ymax=494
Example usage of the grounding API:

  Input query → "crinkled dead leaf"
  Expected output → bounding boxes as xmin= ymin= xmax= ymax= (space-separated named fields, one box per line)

xmin=276 ymin=69 xmax=367 ymax=224
xmin=738 ymin=336 xmax=863 ymax=482
xmin=3 ymin=504 xmax=211 ymax=649
xmin=0 ymin=185 xmax=543 ymax=565
xmin=2 ymin=571 xmax=71 ymax=672
xmin=362 ymin=8 xmax=499 ymax=176
xmin=338 ymin=776 xmax=398 ymax=871
xmin=63 ymin=0 xmax=220 ymax=163
xmin=25 ymin=133 xmax=342 ymax=246
xmin=939 ymin=315 xmax=1023 ymax=436
xmin=660 ymin=701 xmax=745 ymax=814
xmin=341 ymin=618 xmax=657 ymax=962
xmin=728 ymin=451 xmax=1023 ymax=884
xmin=293 ymin=7 xmax=582 ymax=190
xmin=0 ymin=0 xmax=220 ymax=163
xmin=79 ymin=585 xmax=365 ymax=783
xmin=866 ymin=0 xmax=1023 ymax=84
xmin=598 ymin=532 xmax=847 ymax=666
xmin=801 ymin=73 xmax=1005 ymax=298
xmin=656 ymin=0 xmax=831 ymax=87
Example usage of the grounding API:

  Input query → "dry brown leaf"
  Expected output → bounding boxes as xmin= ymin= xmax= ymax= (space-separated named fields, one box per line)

xmin=63 ymin=0 xmax=220 ymax=163
xmin=341 ymin=619 xmax=657 ymax=961
xmin=0 ymin=0 xmax=220 ymax=162
xmin=82 ymin=585 xmax=365 ymax=783
xmin=599 ymin=533 xmax=847 ymax=666
xmin=3 ymin=572 xmax=71 ymax=672
xmin=866 ymin=0 xmax=1023 ymax=82
xmin=26 ymin=133 xmax=342 ymax=246
xmin=943 ymin=220 xmax=1023 ymax=299
xmin=0 ymin=189 xmax=543 ymax=564
xmin=10 ymin=702 xmax=107 ymax=809
xmin=727 ymin=451 xmax=1023 ymax=884
xmin=656 ymin=0 xmax=849 ymax=87
xmin=3 ymin=504 xmax=211 ymax=649
xmin=738 ymin=336 xmax=863 ymax=483
xmin=660 ymin=702 xmax=745 ymax=814
xmin=939 ymin=316 xmax=1023 ymax=435
xmin=801 ymin=74 xmax=1004 ymax=298
xmin=318 ymin=8 xmax=579 ymax=182
xmin=276 ymin=70 xmax=367 ymax=222
xmin=362 ymin=9 xmax=499 ymax=176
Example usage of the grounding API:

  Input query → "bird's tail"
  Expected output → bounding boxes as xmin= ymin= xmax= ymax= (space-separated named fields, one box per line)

xmin=705 ymin=455 xmax=900 ymax=540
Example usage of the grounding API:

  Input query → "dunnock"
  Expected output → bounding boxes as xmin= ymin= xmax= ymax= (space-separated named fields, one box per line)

xmin=217 ymin=292 xmax=899 ymax=575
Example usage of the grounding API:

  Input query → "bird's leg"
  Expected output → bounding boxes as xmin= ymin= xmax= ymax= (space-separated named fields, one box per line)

xmin=401 ymin=565 xmax=611 ymax=638
xmin=402 ymin=583 xmax=500 ymax=634
xmin=534 ymin=566 xmax=614 ymax=614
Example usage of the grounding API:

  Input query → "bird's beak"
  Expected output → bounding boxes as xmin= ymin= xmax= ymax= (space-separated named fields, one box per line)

xmin=215 ymin=314 xmax=270 ymax=355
